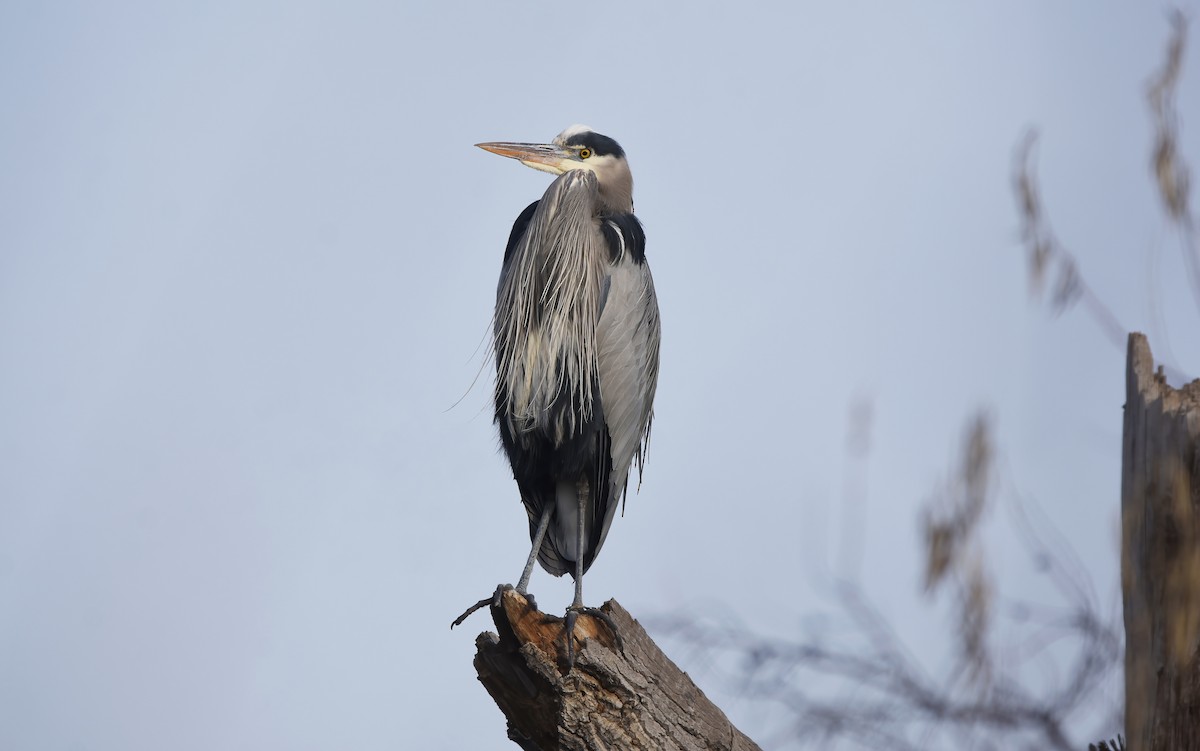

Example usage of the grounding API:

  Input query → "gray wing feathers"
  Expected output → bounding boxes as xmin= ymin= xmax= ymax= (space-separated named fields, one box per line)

xmin=594 ymin=255 xmax=660 ymax=552
xmin=495 ymin=170 xmax=607 ymax=444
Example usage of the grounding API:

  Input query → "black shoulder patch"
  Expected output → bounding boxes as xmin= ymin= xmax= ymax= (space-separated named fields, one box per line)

xmin=563 ymin=131 xmax=625 ymax=159
xmin=599 ymin=213 xmax=646 ymax=265
xmin=503 ymin=200 xmax=539 ymax=265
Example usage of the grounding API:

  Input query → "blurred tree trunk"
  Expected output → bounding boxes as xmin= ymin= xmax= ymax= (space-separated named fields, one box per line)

xmin=1122 ymin=332 xmax=1200 ymax=751
xmin=470 ymin=589 xmax=762 ymax=751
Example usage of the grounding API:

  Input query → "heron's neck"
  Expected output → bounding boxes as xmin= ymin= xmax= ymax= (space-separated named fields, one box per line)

xmin=598 ymin=179 xmax=633 ymax=215
xmin=593 ymin=157 xmax=634 ymax=215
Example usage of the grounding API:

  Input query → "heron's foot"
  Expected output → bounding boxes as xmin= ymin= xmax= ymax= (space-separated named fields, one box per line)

xmin=562 ymin=604 xmax=624 ymax=668
xmin=452 ymin=584 xmax=521 ymax=629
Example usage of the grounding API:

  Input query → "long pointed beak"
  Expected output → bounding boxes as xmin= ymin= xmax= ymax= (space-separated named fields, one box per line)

xmin=476 ymin=141 xmax=572 ymax=175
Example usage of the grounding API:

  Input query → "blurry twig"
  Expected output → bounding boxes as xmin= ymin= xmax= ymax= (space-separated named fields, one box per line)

xmin=1148 ymin=11 xmax=1192 ymax=225
xmin=654 ymin=416 xmax=1122 ymax=750
xmin=837 ymin=395 xmax=873 ymax=580
xmin=1014 ymin=132 xmax=1191 ymax=385
xmin=921 ymin=414 xmax=994 ymax=686
xmin=1015 ymin=12 xmax=1196 ymax=384
xmin=1147 ymin=11 xmax=1200 ymax=319
xmin=1012 ymin=131 xmax=1128 ymax=350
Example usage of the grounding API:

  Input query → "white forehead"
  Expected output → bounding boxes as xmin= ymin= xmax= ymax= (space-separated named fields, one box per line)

xmin=553 ymin=123 xmax=595 ymax=145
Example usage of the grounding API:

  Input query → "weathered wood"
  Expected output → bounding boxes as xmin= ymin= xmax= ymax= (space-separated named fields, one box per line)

xmin=1122 ymin=333 xmax=1200 ymax=751
xmin=471 ymin=589 xmax=763 ymax=751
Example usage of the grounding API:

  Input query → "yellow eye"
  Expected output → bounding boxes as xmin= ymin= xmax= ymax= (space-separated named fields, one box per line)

xmin=579 ymin=147 xmax=592 ymax=159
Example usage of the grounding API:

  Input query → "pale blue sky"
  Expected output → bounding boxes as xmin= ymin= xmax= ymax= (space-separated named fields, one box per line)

xmin=2 ymin=2 xmax=1198 ymax=748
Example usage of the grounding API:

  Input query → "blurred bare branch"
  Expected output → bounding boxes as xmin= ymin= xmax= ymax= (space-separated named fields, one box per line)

xmin=922 ymin=415 xmax=995 ymax=685
xmin=1147 ymin=11 xmax=1200 ymax=325
xmin=1148 ymin=11 xmax=1191 ymax=223
xmin=1012 ymin=132 xmax=1125 ymax=346
xmin=923 ymin=415 xmax=991 ymax=593
xmin=837 ymin=395 xmax=874 ymax=580
xmin=648 ymin=14 xmax=1200 ymax=750
xmin=653 ymin=417 xmax=1122 ymax=750
xmin=1015 ymin=12 xmax=1196 ymax=383
xmin=1014 ymin=132 xmax=1192 ymax=385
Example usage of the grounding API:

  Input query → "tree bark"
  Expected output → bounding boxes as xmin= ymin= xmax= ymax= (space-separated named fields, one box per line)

xmin=1122 ymin=332 xmax=1200 ymax=751
xmin=470 ymin=588 xmax=763 ymax=751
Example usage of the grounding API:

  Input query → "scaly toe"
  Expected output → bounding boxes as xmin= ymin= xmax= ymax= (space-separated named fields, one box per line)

xmin=580 ymin=605 xmax=624 ymax=651
xmin=563 ymin=609 xmax=580 ymax=668
xmin=450 ymin=584 xmax=512 ymax=629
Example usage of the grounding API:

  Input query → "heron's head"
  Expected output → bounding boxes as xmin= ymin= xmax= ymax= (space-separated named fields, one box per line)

xmin=477 ymin=125 xmax=633 ymax=213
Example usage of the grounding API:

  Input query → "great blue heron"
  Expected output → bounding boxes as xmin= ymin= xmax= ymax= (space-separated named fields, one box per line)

xmin=453 ymin=125 xmax=660 ymax=659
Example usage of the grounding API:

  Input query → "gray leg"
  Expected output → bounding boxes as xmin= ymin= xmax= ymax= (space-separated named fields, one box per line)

xmin=572 ymin=479 xmax=587 ymax=607
xmin=563 ymin=478 xmax=623 ymax=666
xmin=452 ymin=503 xmax=553 ymax=630
xmin=564 ymin=479 xmax=589 ymax=666
xmin=516 ymin=504 xmax=553 ymax=594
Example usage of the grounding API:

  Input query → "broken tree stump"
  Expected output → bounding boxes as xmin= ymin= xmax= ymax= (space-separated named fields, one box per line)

xmin=470 ymin=589 xmax=763 ymax=751
xmin=1122 ymin=332 xmax=1200 ymax=751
